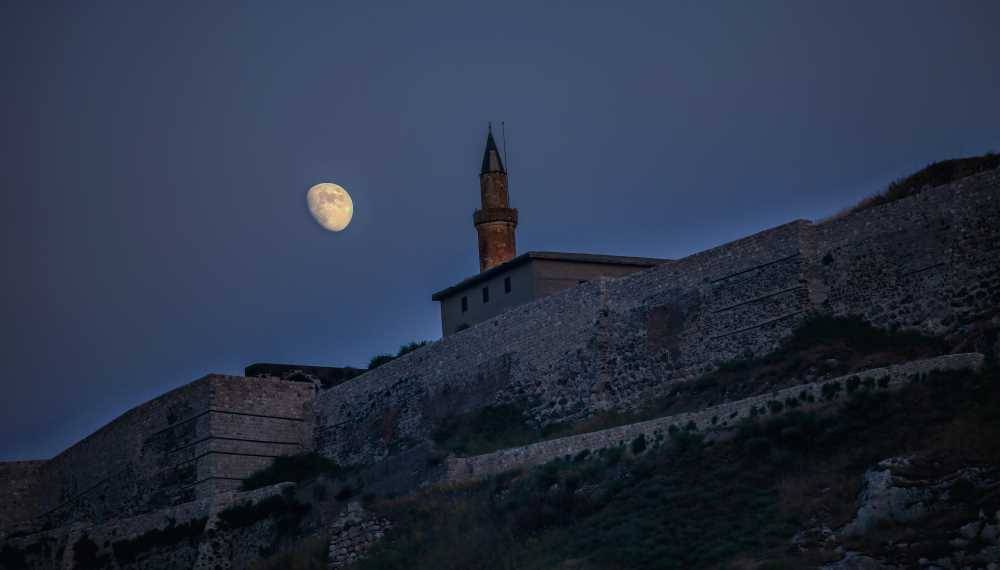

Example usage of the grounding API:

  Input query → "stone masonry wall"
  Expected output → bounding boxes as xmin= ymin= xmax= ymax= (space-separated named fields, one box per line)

xmin=314 ymin=280 xmax=607 ymax=465
xmin=0 ymin=461 xmax=45 ymax=529
xmin=445 ymin=353 xmax=985 ymax=482
xmin=810 ymin=169 xmax=1000 ymax=336
xmin=313 ymin=222 xmax=814 ymax=466
xmin=314 ymin=169 xmax=1000 ymax=467
xmin=0 ymin=481 xmax=294 ymax=569
xmin=0 ymin=375 xmax=315 ymax=530
xmin=326 ymin=502 xmax=392 ymax=569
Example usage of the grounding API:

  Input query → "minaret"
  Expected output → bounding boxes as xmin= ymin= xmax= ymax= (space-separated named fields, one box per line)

xmin=474 ymin=125 xmax=518 ymax=272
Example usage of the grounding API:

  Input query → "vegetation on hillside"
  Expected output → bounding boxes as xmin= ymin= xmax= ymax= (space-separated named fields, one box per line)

xmin=367 ymin=340 xmax=430 ymax=370
xmin=250 ymin=536 xmax=329 ymax=570
xmin=356 ymin=365 xmax=1000 ymax=569
xmin=432 ymin=316 xmax=947 ymax=457
xmin=241 ymin=452 xmax=341 ymax=491
xmin=847 ymin=151 xmax=999 ymax=215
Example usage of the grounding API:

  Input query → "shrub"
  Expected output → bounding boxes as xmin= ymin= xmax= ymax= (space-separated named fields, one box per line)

xmin=367 ymin=354 xmax=395 ymax=370
xmin=74 ymin=534 xmax=108 ymax=569
xmin=217 ymin=490 xmax=310 ymax=533
xmin=112 ymin=518 xmax=207 ymax=564
xmin=846 ymin=376 xmax=861 ymax=393
xmin=821 ymin=381 xmax=843 ymax=401
xmin=250 ymin=536 xmax=328 ymax=570
xmin=744 ymin=437 xmax=771 ymax=458
xmin=0 ymin=545 xmax=27 ymax=569
xmin=397 ymin=341 xmax=430 ymax=356
xmin=631 ymin=434 xmax=648 ymax=455
xmin=241 ymin=453 xmax=340 ymax=491
xmin=432 ymin=404 xmax=538 ymax=455
xmin=367 ymin=341 xmax=431 ymax=370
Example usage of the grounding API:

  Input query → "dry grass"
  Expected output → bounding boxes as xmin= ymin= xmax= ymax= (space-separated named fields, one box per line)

xmin=837 ymin=152 xmax=999 ymax=217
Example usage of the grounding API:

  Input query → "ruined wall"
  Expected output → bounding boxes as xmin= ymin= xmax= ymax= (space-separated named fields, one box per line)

xmin=0 ymin=376 xmax=314 ymax=530
xmin=446 ymin=353 xmax=985 ymax=482
xmin=315 ymin=169 xmax=1000 ymax=467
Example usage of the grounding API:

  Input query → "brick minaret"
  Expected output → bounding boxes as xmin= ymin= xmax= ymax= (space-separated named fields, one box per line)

xmin=474 ymin=125 xmax=518 ymax=272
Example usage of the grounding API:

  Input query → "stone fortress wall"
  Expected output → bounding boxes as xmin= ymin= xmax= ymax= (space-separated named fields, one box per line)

xmin=0 ymin=375 xmax=314 ymax=529
xmin=1 ymin=169 xmax=997 ymax=536
xmin=313 ymin=168 xmax=1000 ymax=465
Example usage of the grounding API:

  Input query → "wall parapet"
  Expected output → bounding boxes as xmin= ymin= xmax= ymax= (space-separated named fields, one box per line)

xmin=445 ymin=353 xmax=985 ymax=482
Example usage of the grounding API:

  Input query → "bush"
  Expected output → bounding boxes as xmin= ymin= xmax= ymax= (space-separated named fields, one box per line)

xmin=631 ymin=434 xmax=648 ymax=455
xmin=432 ymin=404 xmax=539 ymax=455
xmin=112 ymin=518 xmax=207 ymax=564
xmin=74 ymin=534 xmax=108 ymax=569
xmin=218 ymin=490 xmax=310 ymax=533
xmin=250 ymin=536 xmax=328 ymax=570
xmin=241 ymin=453 xmax=340 ymax=491
xmin=821 ymin=381 xmax=843 ymax=401
xmin=367 ymin=341 xmax=431 ymax=369
xmin=367 ymin=354 xmax=395 ymax=369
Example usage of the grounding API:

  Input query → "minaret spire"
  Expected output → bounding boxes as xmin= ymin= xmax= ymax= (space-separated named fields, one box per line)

xmin=481 ymin=123 xmax=505 ymax=175
xmin=474 ymin=124 xmax=518 ymax=272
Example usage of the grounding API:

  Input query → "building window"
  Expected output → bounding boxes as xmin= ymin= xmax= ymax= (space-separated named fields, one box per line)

xmin=482 ymin=286 xmax=490 ymax=303
xmin=504 ymin=276 xmax=511 ymax=293
xmin=461 ymin=296 xmax=468 ymax=312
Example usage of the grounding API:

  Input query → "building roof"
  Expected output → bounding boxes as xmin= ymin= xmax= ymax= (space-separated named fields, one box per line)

xmin=431 ymin=251 xmax=670 ymax=300
xmin=480 ymin=126 xmax=506 ymax=175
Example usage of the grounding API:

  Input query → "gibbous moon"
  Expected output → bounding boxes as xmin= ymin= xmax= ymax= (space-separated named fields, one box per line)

xmin=307 ymin=183 xmax=354 ymax=232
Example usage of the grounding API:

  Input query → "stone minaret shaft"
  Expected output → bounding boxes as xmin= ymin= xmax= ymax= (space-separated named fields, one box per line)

xmin=474 ymin=126 xmax=518 ymax=272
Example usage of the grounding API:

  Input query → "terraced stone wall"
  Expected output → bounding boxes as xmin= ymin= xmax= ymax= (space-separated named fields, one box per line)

xmin=445 ymin=353 xmax=986 ymax=482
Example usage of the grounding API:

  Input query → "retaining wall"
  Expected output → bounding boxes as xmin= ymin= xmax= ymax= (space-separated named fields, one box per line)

xmin=445 ymin=353 xmax=985 ymax=482
xmin=326 ymin=503 xmax=392 ymax=569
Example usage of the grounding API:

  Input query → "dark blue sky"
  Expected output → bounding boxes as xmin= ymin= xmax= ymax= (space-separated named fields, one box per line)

xmin=2 ymin=1 xmax=998 ymax=460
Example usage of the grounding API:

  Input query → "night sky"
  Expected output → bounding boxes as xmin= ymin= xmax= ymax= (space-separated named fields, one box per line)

xmin=2 ymin=1 xmax=998 ymax=461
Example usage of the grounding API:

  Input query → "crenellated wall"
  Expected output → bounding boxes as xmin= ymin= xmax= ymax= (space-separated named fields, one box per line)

xmin=314 ymin=169 xmax=1000 ymax=466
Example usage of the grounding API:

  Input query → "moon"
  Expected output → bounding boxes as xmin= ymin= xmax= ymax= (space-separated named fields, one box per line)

xmin=307 ymin=183 xmax=354 ymax=232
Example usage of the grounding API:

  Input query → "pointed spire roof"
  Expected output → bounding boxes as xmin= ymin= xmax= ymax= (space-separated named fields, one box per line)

xmin=480 ymin=123 xmax=506 ymax=175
